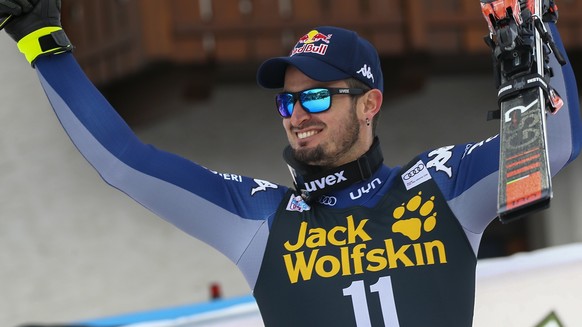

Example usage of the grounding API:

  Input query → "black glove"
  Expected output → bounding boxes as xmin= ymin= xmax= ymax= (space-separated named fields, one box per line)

xmin=4 ymin=0 xmax=59 ymax=41
xmin=2 ymin=0 xmax=72 ymax=66
xmin=0 ymin=0 xmax=37 ymax=16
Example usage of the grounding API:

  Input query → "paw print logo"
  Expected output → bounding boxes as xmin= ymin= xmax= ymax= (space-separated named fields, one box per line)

xmin=392 ymin=192 xmax=437 ymax=241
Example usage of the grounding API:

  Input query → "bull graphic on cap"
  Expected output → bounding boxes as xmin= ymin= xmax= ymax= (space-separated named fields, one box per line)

xmin=297 ymin=30 xmax=333 ymax=44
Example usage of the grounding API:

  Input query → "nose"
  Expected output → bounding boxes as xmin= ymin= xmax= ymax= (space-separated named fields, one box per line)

xmin=289 ymin=101 xmax=311 ymax=127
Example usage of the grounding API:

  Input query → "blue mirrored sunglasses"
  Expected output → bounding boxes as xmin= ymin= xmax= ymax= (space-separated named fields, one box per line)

xmin=275 ymin=87 xmax=366 ymax=118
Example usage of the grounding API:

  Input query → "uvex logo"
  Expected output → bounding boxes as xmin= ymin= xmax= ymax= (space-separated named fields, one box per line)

xmin=304 ymin=171 xmax=347 ymax=192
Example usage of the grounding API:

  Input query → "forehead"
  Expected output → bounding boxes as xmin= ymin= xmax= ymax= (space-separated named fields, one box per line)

xmin=283 ymin=66 xmax=348 ymax=91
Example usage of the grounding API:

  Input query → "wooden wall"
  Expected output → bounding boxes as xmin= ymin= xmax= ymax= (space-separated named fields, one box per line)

xmin=60 ymin=0 xmax=582 ymax=85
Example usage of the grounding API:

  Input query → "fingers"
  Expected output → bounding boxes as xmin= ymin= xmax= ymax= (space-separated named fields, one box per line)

xmin=0 ymin=1 xmax=23 ymax=16
xmin=20 ymin=0 xmax=35 ymax=12
xmin=0 ymin=0 xmax=36 ymax=16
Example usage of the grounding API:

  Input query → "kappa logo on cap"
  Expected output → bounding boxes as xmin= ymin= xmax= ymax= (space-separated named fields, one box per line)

xmin=357 ymin=64 xmax=375 ymax=83
xmin=291 ymin=30 xmax=333 ymax=56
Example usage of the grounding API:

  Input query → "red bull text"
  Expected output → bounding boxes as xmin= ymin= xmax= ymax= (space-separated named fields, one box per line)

xmin=291 ymin=30 xmax=333 ymax=56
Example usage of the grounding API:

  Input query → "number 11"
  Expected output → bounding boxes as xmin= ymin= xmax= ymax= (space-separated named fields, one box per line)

xmin=342 ymin=276 xmax=400 ymax=327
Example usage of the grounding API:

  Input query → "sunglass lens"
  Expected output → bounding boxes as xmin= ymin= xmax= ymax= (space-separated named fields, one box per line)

xmin=301 ymin=89 xmax=331 ymax=113
xmin=276 ymin=93 xmax=294 ymax=117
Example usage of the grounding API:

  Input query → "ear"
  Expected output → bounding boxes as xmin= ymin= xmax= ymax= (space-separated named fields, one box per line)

xmin=360 ymin=89 xmax=383 ymax=118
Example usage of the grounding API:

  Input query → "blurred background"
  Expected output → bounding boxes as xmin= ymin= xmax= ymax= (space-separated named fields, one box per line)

xmin=1 ymin=0 xmax=582 ymax=326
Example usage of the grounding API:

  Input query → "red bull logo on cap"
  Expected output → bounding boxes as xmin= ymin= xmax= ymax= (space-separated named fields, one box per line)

xmin=291 ymin=30 xmax=333 ymax=56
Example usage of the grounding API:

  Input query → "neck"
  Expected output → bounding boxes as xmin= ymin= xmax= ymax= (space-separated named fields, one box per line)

xmin=284 ymin=137 xmax=384 ymax=203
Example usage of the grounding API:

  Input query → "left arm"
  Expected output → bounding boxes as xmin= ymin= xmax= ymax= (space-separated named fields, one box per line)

xmin=423 ymin=22 xmax=581 ymax=253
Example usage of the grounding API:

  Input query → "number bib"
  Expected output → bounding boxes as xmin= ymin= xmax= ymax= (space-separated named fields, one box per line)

xmin=254 ymin=158 xmax=477 ymax=327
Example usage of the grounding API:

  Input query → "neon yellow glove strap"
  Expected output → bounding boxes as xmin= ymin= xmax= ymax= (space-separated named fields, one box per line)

xmin=17 ymin=26 xmax=72 ymax=65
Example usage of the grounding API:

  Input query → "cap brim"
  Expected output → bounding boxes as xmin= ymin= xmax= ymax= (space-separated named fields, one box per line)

xmin=257 ymin=56 xmax=351 ymax=89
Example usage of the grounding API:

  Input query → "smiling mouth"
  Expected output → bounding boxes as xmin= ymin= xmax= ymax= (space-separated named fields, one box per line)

xmin=297 ymin=130 xmax=319 ymax=139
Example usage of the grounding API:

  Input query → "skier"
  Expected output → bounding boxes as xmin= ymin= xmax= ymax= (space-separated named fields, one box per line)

xmin=1 ymin=0 xmax=580 ymax=326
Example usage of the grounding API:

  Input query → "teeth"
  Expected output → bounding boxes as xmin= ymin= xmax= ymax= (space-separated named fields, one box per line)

xmin=297 ymin=130 xmax=318 ymax=139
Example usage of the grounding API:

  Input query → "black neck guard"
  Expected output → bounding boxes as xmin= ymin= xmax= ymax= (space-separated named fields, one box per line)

xmin=283 ymin=137 xmax=384 ymax=203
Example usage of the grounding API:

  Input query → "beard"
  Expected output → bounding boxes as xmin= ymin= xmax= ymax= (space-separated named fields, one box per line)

xmin=292 ymin=106 xmax=360 ymax=167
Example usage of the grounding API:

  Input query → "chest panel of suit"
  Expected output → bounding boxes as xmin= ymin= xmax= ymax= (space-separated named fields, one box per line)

xmin=254 ymin=159 xmax=478 ymax=327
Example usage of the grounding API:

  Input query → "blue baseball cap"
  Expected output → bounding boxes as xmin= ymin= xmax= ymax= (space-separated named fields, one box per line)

xmin=257 ymin=26 xmax=384 ymax=92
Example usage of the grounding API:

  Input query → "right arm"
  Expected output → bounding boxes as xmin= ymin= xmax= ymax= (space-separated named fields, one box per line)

xmin=35 ymin=53 xmax=288 ymax=260
xmin=2 ymin=0 xmax=288 ymax=288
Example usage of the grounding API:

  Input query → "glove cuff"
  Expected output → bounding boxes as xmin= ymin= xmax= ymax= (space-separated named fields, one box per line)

xmin=16 ymin=26 xmax=73 ymax=65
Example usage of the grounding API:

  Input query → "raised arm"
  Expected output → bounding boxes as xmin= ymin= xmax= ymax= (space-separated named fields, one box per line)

xmin=421 ymin=20 xmax=581 ymax=253
xmin=1 ymin=0 xmax=288 ymax=288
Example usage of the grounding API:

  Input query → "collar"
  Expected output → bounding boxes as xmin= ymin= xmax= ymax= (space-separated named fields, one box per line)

xmin=283 ymin=137 xmax=384 ymax=203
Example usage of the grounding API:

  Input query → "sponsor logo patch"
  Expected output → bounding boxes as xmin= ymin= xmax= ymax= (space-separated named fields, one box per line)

xmin=286 ymin=195 xmax=311 ymax=212
xmin=401 ymin=160 xmax=432 ymax=190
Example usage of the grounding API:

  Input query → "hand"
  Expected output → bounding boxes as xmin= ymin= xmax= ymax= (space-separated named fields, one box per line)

xmin=0 ymin=0 xmax=38 ymax=16
xmin=3 ymin=0 xmax=61 ymax=42
xmin=1 ymin=0 xmax=70 ymax=65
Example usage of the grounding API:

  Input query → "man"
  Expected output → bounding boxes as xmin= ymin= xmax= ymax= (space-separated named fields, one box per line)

xmin=1 ymin=0 xmax=580 ymax=326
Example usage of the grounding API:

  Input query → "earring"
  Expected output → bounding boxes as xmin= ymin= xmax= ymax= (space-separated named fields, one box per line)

xmin=366 ymin=118 xmax=371 ymax=126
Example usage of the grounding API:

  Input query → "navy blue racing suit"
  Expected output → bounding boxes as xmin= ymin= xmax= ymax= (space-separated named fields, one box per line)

xmin=31 ymin=24 xmax=580 ymax=326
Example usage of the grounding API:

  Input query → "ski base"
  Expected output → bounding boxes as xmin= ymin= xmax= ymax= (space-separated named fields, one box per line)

xmin=497 ymin=88 xmax=552 ymax=223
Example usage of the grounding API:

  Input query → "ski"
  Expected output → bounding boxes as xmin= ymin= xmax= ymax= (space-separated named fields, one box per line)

xmin=480 ymin=0 xmax=566 ymax=223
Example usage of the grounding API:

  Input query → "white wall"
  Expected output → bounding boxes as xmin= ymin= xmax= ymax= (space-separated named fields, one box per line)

xmin=0 ymin=33 xmax=251 ymax=326
xmin=474 ymin=243 xmax=582 ymax=327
